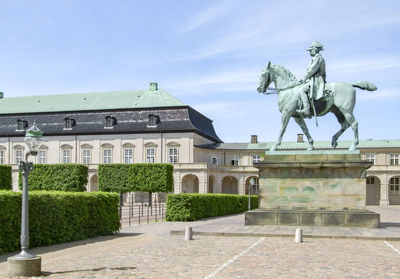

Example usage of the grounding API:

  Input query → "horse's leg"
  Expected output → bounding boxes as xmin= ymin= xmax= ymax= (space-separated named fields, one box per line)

xmin=294 ymin=117 xmax=314 ymax=151
xmin=331 ymin=106 xmax=350 ymax=149
xmin=270 ymin=112 xmax=291 ymax=151
xmin=342 ymin=112 xmax=359 ymax=151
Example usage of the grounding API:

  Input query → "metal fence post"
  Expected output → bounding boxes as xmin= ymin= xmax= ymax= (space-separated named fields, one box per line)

xmin=119 ymin=193 xmax=123 ymax=224
xmin=155 ymin=201 xmax=158 ymax=222
xmin=147 ymin=203 xmax=149 ymax=224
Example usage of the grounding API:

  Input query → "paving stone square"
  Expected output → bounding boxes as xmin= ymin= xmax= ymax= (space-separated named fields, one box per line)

xmin=1 ymin=206 xmax=399 ymax=278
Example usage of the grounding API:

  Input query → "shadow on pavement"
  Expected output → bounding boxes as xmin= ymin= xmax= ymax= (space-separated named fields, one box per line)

xmin=0 ymin=232 xmax=142 ymax=263
xmin=41 ymin=266 xmax=137 ymax=276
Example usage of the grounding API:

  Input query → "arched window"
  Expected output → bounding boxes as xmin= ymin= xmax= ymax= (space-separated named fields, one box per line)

xmin=14 ymin=145 xmax=25 ymax=164
xmin=167 ymin=142 xmax=180 ymax=164
xmin=101 ymin=143 xmax=114 ymax=164
xmin=122 ymin=143 xmax=135 ymax=164
xmin=61 ymin=144 xmax=73 ymax=163
xmin=144 ymin=142 xmax=157 ymax=163
xmin=81 ymin=144 xmax=93 ymax=164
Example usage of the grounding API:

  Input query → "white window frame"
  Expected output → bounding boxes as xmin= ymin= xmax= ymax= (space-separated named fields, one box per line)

xmin=0 ymin=150 xmax=4 ymax=164
xmin=168 ymin=147 xmax=178 ymax=163
xmin=211 ymin=156 xmax=218 ymax=165
xmin=231 ymin=154 xmax=239 ymax=166
xmin=147 ymin=115 xmax=159 ymax=127
xmin=82 ymin=149 xmax=91 ymax=164
xmin=366 ymin=176 xmax=375 ymax=184
xmin=390 ymin=154 xmax=399 ymax=165
xmin=17 ymin=120 xmax=27 ymax=131
xmin=252 ymin=155 xmax=261 ymax=164
xmin=389 ymin=177 xmax=400 ymax=194
xmin=62 ymin=149 xmax=71 ymax=163
xmin=124 ymin=148 xmax=134 ymax=164
xmin=365 ymin=153 xmax=375 ymax=164
xmin=146 ymin=147 xmax=155 ymax=163
xmin=15 ymin=148 xmax=24 ymax=164
xmin=38 ymin=149 xmax=47 ymax=164
xmin=103 ymin=148 xmax=112 ymax=164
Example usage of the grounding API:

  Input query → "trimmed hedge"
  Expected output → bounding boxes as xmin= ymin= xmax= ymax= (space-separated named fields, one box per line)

xmin=98 ymin=163 xmax=173 ymax=193
xmin=0 ymin=165 xmax=11 ymax=190
xmin=19 ymin=164 xmax=88 ymax=191
xmin=0 ymin=190 xmax=120 ymax=254
xmin=166 ymin=194 xmax=258 ymax=221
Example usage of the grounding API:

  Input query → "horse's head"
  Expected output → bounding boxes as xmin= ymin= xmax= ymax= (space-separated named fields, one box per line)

xmin=257 ymin=61 xmax=272 ymax=94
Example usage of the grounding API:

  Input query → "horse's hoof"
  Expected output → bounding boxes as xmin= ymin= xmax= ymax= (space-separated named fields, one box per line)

xmin=307 ymin=146 xmax=314 ymax=151
xmin=349 ymin=145 xmax=356 ymax=151
xmin=270 ymin=146 xmax=276 ymax=151
xmin=332 ymin=143 xmax=337 ymax=149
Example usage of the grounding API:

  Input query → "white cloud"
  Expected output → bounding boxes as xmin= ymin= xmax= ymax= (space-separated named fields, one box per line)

xmin=357 ymin=88 xmax=399 ymax=101
xmin=330 ymin=58 xmax=400 ymax=73
xmin=171 ymin=1 xmax=400 ymax=62
xmin=178 ymin=1 xmax=234 ymax=35
xmin=166 ymin=69 xmax=259 ymax=96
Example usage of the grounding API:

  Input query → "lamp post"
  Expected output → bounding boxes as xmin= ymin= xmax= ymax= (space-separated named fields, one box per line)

xmin=8 ymin=122 xmax=43 ymax=277
xmin=249 ymin=178 xmax=255 ymax=211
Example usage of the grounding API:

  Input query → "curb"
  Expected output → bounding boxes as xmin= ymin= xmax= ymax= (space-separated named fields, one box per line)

xmin=170 ymin=230 xmax=400 ymax=241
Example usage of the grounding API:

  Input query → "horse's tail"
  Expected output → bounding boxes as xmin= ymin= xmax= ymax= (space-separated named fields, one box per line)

xmin=352 ymin=81 xmax=377 ymax=91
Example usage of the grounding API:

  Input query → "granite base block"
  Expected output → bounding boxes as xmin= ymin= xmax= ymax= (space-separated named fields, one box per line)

xmin=245 ymin=209 xmax=380 ymax=228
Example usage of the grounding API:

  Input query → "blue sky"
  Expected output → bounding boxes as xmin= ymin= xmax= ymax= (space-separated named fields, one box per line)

xmin=0 ymin=0 xmax=399 ymax=143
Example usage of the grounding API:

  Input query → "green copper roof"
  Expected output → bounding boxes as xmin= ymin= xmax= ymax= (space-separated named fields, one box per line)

xmin=198 ymin=140 xmax=400 ymax=150
xmin=0 ymin=89 xmax=186 ymax=114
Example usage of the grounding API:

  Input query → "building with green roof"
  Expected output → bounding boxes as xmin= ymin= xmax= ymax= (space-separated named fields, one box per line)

xmin=0 ymin=83 xmax=399 ymax=205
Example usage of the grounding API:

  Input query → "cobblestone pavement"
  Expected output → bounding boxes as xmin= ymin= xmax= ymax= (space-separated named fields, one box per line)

xmin=1 ymin=234 xmax=399 ymax=279
xmin=0 ymin=206 xmax=399 ymax=278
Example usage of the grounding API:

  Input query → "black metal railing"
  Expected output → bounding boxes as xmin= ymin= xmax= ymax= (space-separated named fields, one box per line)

xmin=119 ymin=192 xmax=166 ymax=226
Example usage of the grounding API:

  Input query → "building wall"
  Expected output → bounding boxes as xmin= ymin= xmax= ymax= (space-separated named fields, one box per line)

xmin=3 ymin=132 xmax=400 ymax=205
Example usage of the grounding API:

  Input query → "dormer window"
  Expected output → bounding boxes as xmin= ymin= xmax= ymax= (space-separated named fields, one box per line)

xmin=64 ymin=118 xmax=76 ymax=129
xmin=147 ymin=114 xmax=159 ymax=127
xmin=105 ymin=116 xmax=116 ymax=128
xmin=16 ymin=120 xmax=28 ymax=131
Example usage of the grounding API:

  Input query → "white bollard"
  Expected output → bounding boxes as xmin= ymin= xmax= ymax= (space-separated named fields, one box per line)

xmin=295 ymin=228 xmax=303 ymax=243
xmin=185 ymin=226 xmax=193 ymax=241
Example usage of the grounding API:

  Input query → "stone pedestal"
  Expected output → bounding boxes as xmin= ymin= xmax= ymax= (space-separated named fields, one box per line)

xmin=245 ymin=150 xmax=380 ymax=227
xmin=7 ymin=256 xmax=41 ymax=277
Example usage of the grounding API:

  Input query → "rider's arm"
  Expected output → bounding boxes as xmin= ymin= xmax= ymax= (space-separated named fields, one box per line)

xmin=302 ymin=55 xmax=322 ymax=81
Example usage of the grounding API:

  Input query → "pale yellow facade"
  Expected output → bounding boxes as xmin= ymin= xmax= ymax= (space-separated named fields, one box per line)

xmin=3 ymin=133 xmax=400 ymax=206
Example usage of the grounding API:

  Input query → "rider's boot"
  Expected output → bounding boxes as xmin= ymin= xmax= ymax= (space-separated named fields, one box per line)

xmin=296 ymin=93 xmax=311 ymax=118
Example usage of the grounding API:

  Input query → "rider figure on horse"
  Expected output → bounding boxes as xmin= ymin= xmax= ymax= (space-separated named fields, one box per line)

xmin=297 ymin=41 xmax=326 ymax=118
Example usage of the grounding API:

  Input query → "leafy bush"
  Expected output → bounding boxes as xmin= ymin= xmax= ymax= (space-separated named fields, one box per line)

xmin=0 ymin=165 xmax=11 ymax=190
xmin=19 ymin=164 xmax=88 ymax=191
xmin=166 ymin=194 xmax=258 ymax=221
xmin=0 ymin=191 xmax=120 ymax=254
xmin=98 ymin=163 xmax=173 ymax=193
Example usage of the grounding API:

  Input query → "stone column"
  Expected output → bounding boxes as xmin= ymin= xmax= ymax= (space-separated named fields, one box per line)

xmin=173 ymin=172 xmax=181 ymax=194
xmin=379 ymin=178 xmax=390 ymax=205
xmin=199 ymin=172 xmax=206 ymax=194
xmin=238 ymin=176 xmax=246 ymax=195
xmin=215 ymin=175 xmax=222 ymax=193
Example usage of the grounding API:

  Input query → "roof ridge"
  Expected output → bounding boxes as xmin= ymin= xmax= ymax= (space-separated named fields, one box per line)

xmin=0 ymin=88 xmax=186 ymax=114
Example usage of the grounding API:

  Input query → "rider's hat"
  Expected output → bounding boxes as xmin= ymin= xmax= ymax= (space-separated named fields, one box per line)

xmin=307 ymin=41 xmax=324 ymax=51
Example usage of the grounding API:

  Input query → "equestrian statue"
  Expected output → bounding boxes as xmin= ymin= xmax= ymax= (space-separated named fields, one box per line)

xmin=257 ymin=41 xmax=377 ymax=151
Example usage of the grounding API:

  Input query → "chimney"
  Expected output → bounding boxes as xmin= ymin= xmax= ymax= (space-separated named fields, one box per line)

xmin=297 ymin=133 xmax=304 ymax=143
xmin=149 ymin=82 xmax=158 ymax=91
xmin=251 ymin=135 xmax=258 ymax=144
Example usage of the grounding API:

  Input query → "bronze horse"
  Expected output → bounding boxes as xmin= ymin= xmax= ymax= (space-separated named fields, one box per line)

xmin=257 ymin=62 xmax=377 ymax=151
